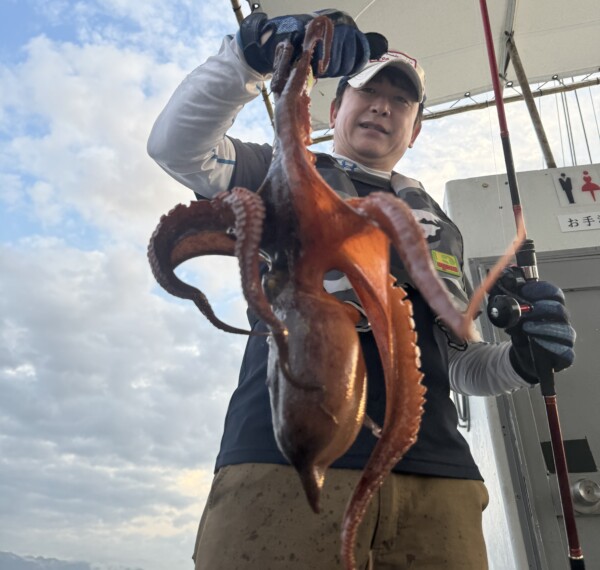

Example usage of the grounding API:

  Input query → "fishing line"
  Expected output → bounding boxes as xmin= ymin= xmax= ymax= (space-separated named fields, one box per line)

xmin=353 ymin=0 xmax=380 ymax=23
xmin=589 ymin=87 xmax=600 ymax=146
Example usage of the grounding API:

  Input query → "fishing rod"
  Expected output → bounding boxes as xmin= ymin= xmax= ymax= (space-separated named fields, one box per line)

xmin=478 ymin=1 xmax=585 ymax=568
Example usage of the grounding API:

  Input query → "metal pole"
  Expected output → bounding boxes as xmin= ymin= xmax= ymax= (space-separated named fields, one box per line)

xmin=230 ymin=0 xmax=275 ymax=127
xmin=506 ymin=35 xmax=557 ymax=168
xmin=230 ymin=0 xmax=244 ymax=22
xmin=478 ymin=1 xmax=585 ymax=568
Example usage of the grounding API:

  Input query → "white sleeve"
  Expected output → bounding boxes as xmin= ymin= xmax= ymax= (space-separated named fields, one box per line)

xmin=147 ymin=36 xmax=271 ymax=197
xmin=448 ymin=340 xmax=534 ymax=396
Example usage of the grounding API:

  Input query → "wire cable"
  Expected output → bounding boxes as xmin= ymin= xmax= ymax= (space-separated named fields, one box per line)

xmin=555 ymin=92 xmax=566 ymax=166
xmin=574 ymin=88 xmax=593 ymax=163
xmin=353 ymin=0 xmax=380 ymax=22
xmin=560 ymin=90 xmax=577 ymax=165
xmin=588 ymin=87 xmax=600 ymax=151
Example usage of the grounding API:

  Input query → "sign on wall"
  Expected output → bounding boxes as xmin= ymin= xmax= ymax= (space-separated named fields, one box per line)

xmin=551 ymin=165 xmax=600 ymax=233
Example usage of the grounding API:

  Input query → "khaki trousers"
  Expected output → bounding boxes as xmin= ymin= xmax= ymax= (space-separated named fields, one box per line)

xmin=193 ymin=463 xmax=489 ymax=570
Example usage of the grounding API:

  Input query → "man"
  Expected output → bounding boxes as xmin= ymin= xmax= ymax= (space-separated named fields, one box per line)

xmin=148 ymin=10 xmax=575 ymax=570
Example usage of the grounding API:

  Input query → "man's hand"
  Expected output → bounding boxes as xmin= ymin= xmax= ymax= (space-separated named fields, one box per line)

xmin=489 ymin=267 xmax=576 ymax=383
xmin=237 ymin=10 xmax=373 ymax=77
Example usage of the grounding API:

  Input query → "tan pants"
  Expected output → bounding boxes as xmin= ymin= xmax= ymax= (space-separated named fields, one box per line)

xmin=193 ymin=463 xmax=489 ymax=570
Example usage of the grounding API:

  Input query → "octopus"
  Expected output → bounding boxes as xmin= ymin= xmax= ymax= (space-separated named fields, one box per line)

xmin=148 ymin=16 xmax=520 ymax=570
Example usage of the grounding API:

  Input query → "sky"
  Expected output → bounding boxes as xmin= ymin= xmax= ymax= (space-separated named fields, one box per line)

xmin=0 ymin=1 xmax=599 ymax=569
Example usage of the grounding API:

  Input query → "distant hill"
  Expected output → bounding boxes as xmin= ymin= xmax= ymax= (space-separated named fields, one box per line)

xmin=0 ymin=552 xmax=144 ymax=570
xmin=0 ymin=552 xmax=91 ymax=570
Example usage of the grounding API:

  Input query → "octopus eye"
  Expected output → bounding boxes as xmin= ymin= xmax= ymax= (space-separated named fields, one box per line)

xmin=262 ymin=270 xmax=288 ymax=302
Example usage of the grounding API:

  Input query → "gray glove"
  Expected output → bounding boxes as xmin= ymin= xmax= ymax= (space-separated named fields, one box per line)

xmin=489 ymin=267 xmax=576 ymax=384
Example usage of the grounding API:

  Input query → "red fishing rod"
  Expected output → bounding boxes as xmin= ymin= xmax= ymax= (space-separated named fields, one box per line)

xmin=478 ymin=1 xmax=585 ymax=568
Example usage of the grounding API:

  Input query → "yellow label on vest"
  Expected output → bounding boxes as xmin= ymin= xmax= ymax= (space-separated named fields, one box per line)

xmin=431 ymin=251 xmax=461 ymax=276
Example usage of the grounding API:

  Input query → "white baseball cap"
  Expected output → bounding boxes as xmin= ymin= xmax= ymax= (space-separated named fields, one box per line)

xmin=346 ymin=50 xmax=426 ymax=104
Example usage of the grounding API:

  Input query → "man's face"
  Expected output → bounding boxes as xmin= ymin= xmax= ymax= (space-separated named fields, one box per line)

xmin=329 ymin=74 xmax=422 ymax=171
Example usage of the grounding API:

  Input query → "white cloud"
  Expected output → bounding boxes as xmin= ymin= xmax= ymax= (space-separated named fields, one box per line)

xmin=0 ymin=234 xmax=246 ymax=569
xmin=2 ymin=35 xmax=180 ymax=240
xmin=1 ymin=18 xmax=273 ymax=246
xmin=0 ymin=11 xmax=265 ymax=563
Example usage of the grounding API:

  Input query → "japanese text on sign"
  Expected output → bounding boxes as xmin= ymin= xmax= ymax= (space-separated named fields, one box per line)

xmin=557 ymin=211 xmax=600 ymax=233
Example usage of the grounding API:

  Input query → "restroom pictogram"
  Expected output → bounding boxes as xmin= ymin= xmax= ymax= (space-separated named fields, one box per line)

xmin=581 ymin=170 xmax=600 ymax=202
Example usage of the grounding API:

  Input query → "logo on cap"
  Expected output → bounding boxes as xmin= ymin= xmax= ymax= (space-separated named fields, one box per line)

xmin=371 ymin=50 xmax=418 ymax=69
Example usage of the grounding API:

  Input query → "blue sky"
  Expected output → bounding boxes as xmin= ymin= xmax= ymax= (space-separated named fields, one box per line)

xmin=0 ymin=1 xmax=599 ymax=569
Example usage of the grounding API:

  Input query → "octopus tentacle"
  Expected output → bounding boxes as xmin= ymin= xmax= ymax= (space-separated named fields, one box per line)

xmin=148 ymin=201 xmax=251 ymax=334
xmin=271 ymin=39 xmax=295 ymax=97
xmin=341 ymin=284 xmax=426 ymax=570
xmin=271 ymin=16 xmax=332 ymax=101
xmin=351 ymin=193 xmax=476 ymax=341
xmin=218 ymin=188 xmax=285 ymax=335
xmin=464 ymin=216 xmax=526 ymax=323
xmin=218 ymin=188 xmax=295 ymax=381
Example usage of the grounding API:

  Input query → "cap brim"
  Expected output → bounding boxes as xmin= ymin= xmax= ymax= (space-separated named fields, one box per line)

xmin=347 ymin=60 xmax=425 ymax=104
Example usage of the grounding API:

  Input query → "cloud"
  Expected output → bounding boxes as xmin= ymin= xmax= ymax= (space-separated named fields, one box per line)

xmin=1 ymin=12 xmax=256 ymax=568
xmin=0 ymin=232 xmax=246 ymax=568
xmin=2 ymin=35 xmax=182 ymax=242
xmin=0 ymin=235 xmax=246 ymax=458
xmin=1 ymin=16 xmax=273 ymax=246
xmin=0 ymin=9 xmax=266 ymax=565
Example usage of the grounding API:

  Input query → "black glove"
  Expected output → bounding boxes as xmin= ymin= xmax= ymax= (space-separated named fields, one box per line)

xmin=237 ymin=9 xmax=377 ymax=77
xmin=489 ymin=267 xmax=576 ymax=384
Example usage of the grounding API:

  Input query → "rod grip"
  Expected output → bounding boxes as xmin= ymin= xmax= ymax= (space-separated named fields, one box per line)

xmin=531 ymin=342 xmax=556 ymax=397
xmin=516 ymin=238 xmax=539 ymax=280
